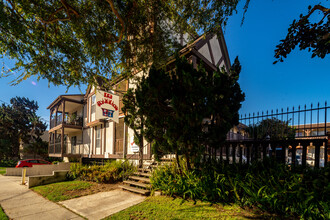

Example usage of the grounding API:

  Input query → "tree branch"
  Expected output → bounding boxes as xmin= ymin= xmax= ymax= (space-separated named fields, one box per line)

xmin=298 ymin=4 xmax=329 ymax=26
xmin=106 ymin=0 xmax=125 ymax=44
xmin=41 ymin=0 xmax=79 ymax=24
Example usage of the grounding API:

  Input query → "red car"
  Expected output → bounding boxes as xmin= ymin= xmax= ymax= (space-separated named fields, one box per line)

xmin=16 ymin=159 xmax=52 ymax=168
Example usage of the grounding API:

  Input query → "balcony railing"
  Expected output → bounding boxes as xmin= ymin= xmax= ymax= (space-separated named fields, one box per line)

xmin=49 ymin=142 xmax=66 ymax=154
xmin=66 ymin=142 xmax=90 ymax=155
xmin=50 ymin=115 xmax=83 ymax=129
xmin=49 ymin=142 xmax=90 ymax=155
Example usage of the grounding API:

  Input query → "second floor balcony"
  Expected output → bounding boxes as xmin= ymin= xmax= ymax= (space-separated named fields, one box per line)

xmin=48 ymin=94 xmax=84 ymax=132
xmin=50 ymin=114 xmax=83 ymax=129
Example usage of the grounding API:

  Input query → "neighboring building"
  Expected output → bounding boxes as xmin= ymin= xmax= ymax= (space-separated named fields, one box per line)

xmin=47 ymin=31 xmax=232 ymax=162
xmin=227 ymin=122 xmax=329 ymax=166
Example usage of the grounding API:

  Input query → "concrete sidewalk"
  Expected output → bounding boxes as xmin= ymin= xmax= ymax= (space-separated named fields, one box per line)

xmin=60 ymin=189 xmax=146 ymax=219
xmin=0 ymin=175 xmax=82 ymax=220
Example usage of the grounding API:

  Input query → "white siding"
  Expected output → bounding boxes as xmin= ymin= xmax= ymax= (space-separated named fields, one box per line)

xmin=105 ymin=121 xmax=114 ymax=156
xmin=83 ymin=104 xmax=87 ymax=125
xmin=210 ymin=35 xmax=222 ymax=64
xmin=83 ymin=128 xmax=92 ymax=155
xmin=198 ymin=43 xmax=212 ymax=64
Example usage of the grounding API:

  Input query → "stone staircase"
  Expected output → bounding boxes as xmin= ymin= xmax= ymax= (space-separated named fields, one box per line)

xmin=119 ymin=160 xmax=155 ymax=196
xmin=119 ymin=156 xmax=175 ymax=196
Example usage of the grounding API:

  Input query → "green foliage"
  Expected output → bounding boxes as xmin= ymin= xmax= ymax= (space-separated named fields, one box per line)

xmin=0 ymin=158 xmax=17 ymax=167
xmin=274 ymin=4 xmax=329 ymax=63
xmin=0 ymin=205 xmax=8 ymax=220
xmin=247 ymin=118 xmax=296 ymax=140
xmin=31 ymin=180 xmax=93 ymax=202
xmin=131 ymin=55 xmax=244 ymax=169
xmin=68 ymin=160 xmax=136 ymax=183
xmin=24 ymin=140 xmax=48 ymax=159
xmin=151 ymin=159 xmax=330 ymax=219
xmin=0 ymin=96 xmax=47 ymax=159
xmin=0 ymin=0 xmax=249 ymax=87
xmin=0 ymin=167 xmax=7 ymax=175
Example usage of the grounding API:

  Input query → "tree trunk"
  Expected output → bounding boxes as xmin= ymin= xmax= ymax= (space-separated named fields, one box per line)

xmin=139 ymin=136 xmax=143 ymax=168
xmin=185 ymin=151 xmax=191 ymax=170
xmin=175 ymin=149 xmax=181 ymax=173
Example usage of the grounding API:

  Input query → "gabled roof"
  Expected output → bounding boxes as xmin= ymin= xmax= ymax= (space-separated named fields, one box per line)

xmin=83 ymin=29 xmax=231 ymax=96
xmin=177 ymin=30 xmax=231 ymax=71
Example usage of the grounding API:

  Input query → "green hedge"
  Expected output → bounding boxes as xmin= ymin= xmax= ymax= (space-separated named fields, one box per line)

xmin=0 ymin=159 xmax=18 ymax=167
xmin=151 ymin=158 xmax=330 ymax=219
xmin=68 ymin=160 xmax=136 ymax=183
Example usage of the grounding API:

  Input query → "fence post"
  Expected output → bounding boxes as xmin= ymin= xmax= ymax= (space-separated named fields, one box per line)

xmin=239 ymin=144 xmax=243 ymax=164
xmin=247 ymin=143 xmax=250 ymax=164
xmin=262 ymin=142 xmax=267 ymax=160
xmin=282 ymin=141 xmax=287 ymax=164
xmin=225 ymin=143 xmax=229 ymax=164
xmin=232 ymin=143 xmax=236 ymax=164
xmin=292 ymin=143 xmax=297 ymax=167
xmin=256 ymin=142 xmax=260 ymax=161
xmin=315 ymin=141 xmax=320 ymax=168
xmin=326 ymin=137 xmax=329 ymax=167
xmin=271 ymin=141 xmax=276 ymax=160
xmin=302 ymin=142 xmax=307 ymax=168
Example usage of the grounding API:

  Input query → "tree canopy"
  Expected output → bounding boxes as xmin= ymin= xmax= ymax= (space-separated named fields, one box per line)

xmin=0 ymin=0 xmax=249 ymax=88
xmin=274 ymin=3 xmax=329 ymax=63
xmin=0 ymin=97 xmax=47 ymax=158
xmin=247 ymin=118 xmax=296 ymax=141
xmin=127 ymin=56 xmax=244 ymax=169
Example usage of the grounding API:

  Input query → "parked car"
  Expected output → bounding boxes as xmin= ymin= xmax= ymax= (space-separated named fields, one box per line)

xmin=15 ymin=159 xmax=51 ymax=168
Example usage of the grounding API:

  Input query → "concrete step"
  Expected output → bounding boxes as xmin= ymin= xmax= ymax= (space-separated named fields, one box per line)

xmin=137 ymin=168 xmax=152 ymax=173
xmin=119 ymin=185 xmax=150 ymax=196
xmin=147 ymin=164 xmax=158 ymax=168
xmin=160 ymin=158 xmax=175 ymax=162
xmin=123 ymin=180 xmax=150 ymax=189
xmin=134 ymin=172 xmax=151 ymax=177
xmin=129 ymin=176 xmax=151 ymax=183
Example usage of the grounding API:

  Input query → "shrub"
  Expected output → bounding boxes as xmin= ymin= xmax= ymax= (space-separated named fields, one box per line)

xmin=68 ymin=160 xmax=136 ymax=183
xmin=151 ymin=158 xmax=330 ymax=219
xmin=0 ymin=158 xmax=18 ymax=167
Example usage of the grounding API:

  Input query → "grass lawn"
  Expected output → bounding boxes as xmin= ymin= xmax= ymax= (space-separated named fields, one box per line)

xmin=108 ymin=196 xmax=266 ymax=220
xmin=31 ymin=180 xmax=119 ymax=202
xmin=0 ymin=205 xmax=8 ymax=220
xmin=0 ymin=167 xmax=7 ymax=175
xmin=31 ymin=180 xmax=93 ymax=202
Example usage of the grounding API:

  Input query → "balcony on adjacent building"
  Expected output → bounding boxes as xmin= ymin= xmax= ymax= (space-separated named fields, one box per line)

xmin=47 ymin=94 xmax=84 ymax=157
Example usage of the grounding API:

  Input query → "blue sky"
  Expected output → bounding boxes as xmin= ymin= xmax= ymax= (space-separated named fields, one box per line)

xmin=0 ymin=0 xmax=329 ymax=126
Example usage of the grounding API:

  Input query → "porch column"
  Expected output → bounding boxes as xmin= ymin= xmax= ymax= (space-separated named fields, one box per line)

xmin=48 ymin=131 xmax=51 ymax=154
xmin=55 ymin=106 xmax=58 ymax=126
xmin=50 ymin=109 xmax=53 ymax=128
xmin=54 ymin=130 xmax=56 ymax=154
xmin=61 ymin=127 xmax=64 ymax=156
xmin=62 ymin=100 xmax=66 ymax=123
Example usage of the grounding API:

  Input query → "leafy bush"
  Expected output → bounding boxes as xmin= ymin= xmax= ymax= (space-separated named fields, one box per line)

xmin=151 ymin=158 xmax=330 ymax=219
xmin=68 ymin=160 xmax=136 ymax=183
xmin=0 ymin=158 xmax=18 ymax=167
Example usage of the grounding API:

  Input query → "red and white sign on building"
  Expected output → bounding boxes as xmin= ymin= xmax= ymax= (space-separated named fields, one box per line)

xmin=95 ymin=90 xmax=119 ymax=123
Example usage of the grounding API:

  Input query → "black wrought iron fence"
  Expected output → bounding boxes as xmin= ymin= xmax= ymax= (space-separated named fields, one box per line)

xmin=237 ymin=102 xmax=330 ymax=140
xmin=221 ymin=102 xmax=330 ymax=168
